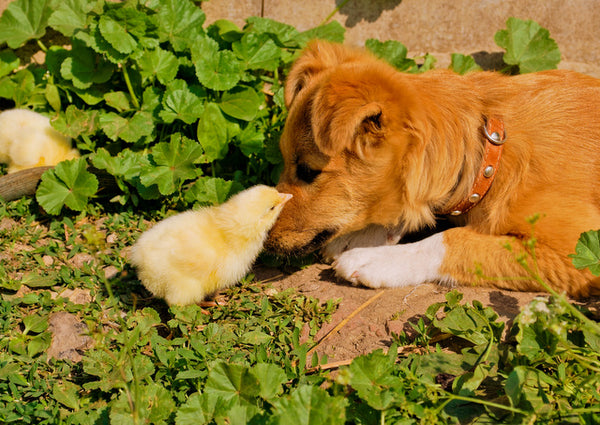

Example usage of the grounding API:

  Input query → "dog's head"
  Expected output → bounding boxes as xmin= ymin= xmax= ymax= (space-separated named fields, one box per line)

xmin=265 ymin=41 xmax=476 ymax=256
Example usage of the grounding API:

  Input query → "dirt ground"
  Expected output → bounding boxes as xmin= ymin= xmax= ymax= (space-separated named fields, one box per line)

xmin=254 ymin=263 xmax=600 ymax=363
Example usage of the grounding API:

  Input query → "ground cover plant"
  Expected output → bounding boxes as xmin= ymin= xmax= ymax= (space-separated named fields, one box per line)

xmin=0 ymin=0 xmax=599 ymax=423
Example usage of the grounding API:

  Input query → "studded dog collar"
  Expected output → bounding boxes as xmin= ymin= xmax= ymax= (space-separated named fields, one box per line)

xmin=444 ymin=116 xmax=506 ymax=216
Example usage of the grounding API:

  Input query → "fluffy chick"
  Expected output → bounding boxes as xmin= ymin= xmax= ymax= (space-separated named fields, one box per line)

xmin=130 ymin=185 xmax=292 ymax=306
xmin=0 ymin=109 xmax=79 ymax=173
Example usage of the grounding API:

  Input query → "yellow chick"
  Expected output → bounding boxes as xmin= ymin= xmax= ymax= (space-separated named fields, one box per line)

xmin=130 ymin=185 xmax=293 ymax=306
xmin=0 ymin=108 xmax=79 ymax=173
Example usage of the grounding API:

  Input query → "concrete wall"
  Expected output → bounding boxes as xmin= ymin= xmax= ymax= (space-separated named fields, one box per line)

xmin=0 ymin=0 xmax=597 ymax=75
xmin=202 ymin=0 xmax=600 ymax=76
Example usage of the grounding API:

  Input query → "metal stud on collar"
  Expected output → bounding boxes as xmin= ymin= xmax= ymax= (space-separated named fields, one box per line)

xmin=468 ymin=193 xmax=481 ymax=203
xmin=483 ymin=165 xmax=494 ymax=178
xmin=484 ymin=125 xmax=506 ymax=145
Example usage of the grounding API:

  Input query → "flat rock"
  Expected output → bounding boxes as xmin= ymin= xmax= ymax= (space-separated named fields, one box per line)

xmin=47 ymin=311 xmax=94 ymax=363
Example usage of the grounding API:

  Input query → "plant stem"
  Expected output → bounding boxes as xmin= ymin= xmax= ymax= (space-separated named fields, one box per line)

xmin=320 ymin=0 xmax=352 ymax=25
xmin=121 ymin=64 xmax=140 ymax=109
xmin=37 ymin=39 xmax=48 ymax=53
xmin=447 ymin=394 xmax=529 ymax=416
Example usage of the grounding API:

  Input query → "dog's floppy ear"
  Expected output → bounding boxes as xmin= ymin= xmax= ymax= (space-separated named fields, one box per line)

xmin=312 ymin=93 xmax=385 ymax=159
xmin=284 ymin=41 xmax=370 ymax=108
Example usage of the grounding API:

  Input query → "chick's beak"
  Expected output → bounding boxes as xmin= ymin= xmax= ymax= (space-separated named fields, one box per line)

xmin=278 ymin=192 xmax=293 ymax=205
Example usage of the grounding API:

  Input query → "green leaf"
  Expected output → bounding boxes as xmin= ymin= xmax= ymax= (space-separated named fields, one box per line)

xmin=348 ymin=350 xmax=402 ymax=411
xmin=0 ymin=50 xmax=20 ymax=78
xmin=52 ymin=381 xmax=80 ymax=410
xmin=98 ymin=9 xmax=145 ymax=55
xmin=204 ymin=361 xmax=261 ymax=405
xmin=110 ymin=382 xmax=175 ymax=425
xmin=240 ymin=329 xmax=272 ymax=345
xmin=175 ymin=393 xmax=209 ymax=425
xmin=104 ymin=91 xmax=132 ymax=112
xmin=99 ymin=111 xmax=154 ymax=143
xmin=137 ymin=47 xmax=179 ymax=85
xmin=515 ymin=319 xmax=557 ymax=361
xmin=0 ymin=363 xmax=28 ymax=386
xmin=218 ymin=87 xmax=262 ymax=121
xmin=505 ymin=365 xmax=528 ymax=407
xmin=0 ymin=0 xmax=52 ymax=48
xmin=272 ymin=385 xmax=347 ymax=425
xmin=60 ymin=41 xmax=114 ymax=89
xmin=209 ymin=19 xmax=243 ymax=43
xmin=92 ymin=148 xmax=146 ymax=180
xmin=184 ymin=177 xmax=243 ymax=205
xmin=52 ymin=105 xmax=99 ymax=138
xmin=232 ymin=33 xmax=281 ymax=71
xmin=175 ymin=391 xmax=235 ymax=425
xmin=27 ymin=332 xmax=51 ymax=357
xmin=45 ymin=45 xmax=70 ymax=75
xmin=156 ymin=0 xmax=205 ymax=51
xmin=453 ymin=363 xmax=489 ymax=396
xmin=140 ymin=135 xmax=203 ymax=195
xmin=197 ymin=102 xmax=238 ymax=162
xmin=365 ymin=39 xmax=416 ymax=72
xmin=194 ymin=44 xmax=245 ymax=91
xmin=47 ymin=0 xmax=94 ymax=37
xmin=494 ymin=17 xmax=561 ymax=73
xmin=175 ymin=370 xmax=204 ymax=380
xmin=227 ymin=405 xmax=261 ymax=425
xmin=236 ymin=123 xmax=265 ymax=156
xmin=583 ymin=325 xmax=600 ymax=351
xmin=0 ymin=69 xmax=36 ymax=107
xmin=159 ymin=80 xmax=205 ymax=124
xmin=74 ymin=20 xmax=129 ymax=64
xmin=22 ymin=272 xmax=57 ymax=288
xmin=450 ymin=53 xmax=482 ymax=75
xmin=433 ymin=299 xmax=502 ymax=346
xmin=245 ymin=17 xmax=300 ymax=48
xmin=570 ymin=229 xmax=600 ymax=275
xmin=296 ymin=21 xmax=345 ymax=46
xmin=22 ymin=314 xmax=48 ymax=334
xmin=45 ymin=83 xmax=61 ymax=112
xmin=251 ymin=363 xmax=287 ymax=401
xmin=36 ymin=158 xmax=99 ymax=215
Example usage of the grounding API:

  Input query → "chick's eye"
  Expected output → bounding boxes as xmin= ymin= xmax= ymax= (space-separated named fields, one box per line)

xmin=296 ymin=163 xmax=321 ymax=184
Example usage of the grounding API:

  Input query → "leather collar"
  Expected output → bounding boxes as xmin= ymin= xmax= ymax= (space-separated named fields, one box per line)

xmin=443 ymin=116 xmax=506 ymax=216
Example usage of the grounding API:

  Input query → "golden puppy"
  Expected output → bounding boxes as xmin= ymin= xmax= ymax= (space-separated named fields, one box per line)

xmin=265 ymin=41 xmax=600 ymax=298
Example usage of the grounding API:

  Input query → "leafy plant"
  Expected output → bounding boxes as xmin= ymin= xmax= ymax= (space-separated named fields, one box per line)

xmin=0 ymin=0 xmax=344 ymax=214
xmin=494 ymin=17 xmax=561 ymax=73
xmin=570 ymin=229 xmax=600 ymax=276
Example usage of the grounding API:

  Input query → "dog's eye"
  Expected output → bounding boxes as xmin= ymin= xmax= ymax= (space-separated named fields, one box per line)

xmin=296 ymin=163 xmax=321 ymax=184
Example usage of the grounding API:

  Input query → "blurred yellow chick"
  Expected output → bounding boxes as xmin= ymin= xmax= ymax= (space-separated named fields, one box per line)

xmin=130 ymin=185 xmax=293 ymax=306
xmin=0 ymin=108 xmax=79 ymax=173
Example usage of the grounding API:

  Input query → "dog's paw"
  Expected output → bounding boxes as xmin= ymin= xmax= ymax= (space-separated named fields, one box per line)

xmin=332 ymin=233 xmax=449 ymax=288
xmin=333 ymin=246 xmax=393 ymax=288
xmin=321 ymin=224 xmax=403 ymax=261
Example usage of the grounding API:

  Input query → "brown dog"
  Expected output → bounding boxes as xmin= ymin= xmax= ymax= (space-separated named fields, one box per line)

xmin=264 ymin=41 xmax=600 ymax=298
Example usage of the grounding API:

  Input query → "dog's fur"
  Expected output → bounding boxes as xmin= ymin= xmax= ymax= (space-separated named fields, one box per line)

xmin=264 ymin=41 xmax=600 ymax=298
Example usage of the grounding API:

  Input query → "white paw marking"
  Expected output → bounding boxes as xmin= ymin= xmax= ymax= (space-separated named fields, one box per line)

xmin=321 ymin=224 xmax=404 ymax=261
xmin=332 ymin=232 xmax=450 ymax=288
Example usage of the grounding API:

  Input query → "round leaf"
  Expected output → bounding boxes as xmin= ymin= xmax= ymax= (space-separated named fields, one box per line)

xmin=218 ymin=87 xmax=262 ymax=121
xmin=36 ymin=158 xmax=99 ymax=215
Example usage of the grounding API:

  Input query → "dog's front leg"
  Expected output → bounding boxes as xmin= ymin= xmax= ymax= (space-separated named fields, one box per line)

xmin=333 ymin=232 xmax=452 ymax=288
xmin=333 ymin=227 xmax=596 ymax=296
